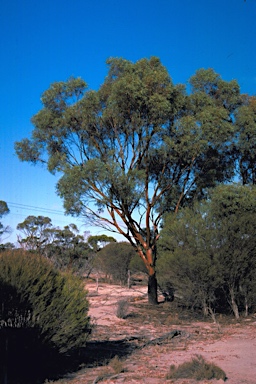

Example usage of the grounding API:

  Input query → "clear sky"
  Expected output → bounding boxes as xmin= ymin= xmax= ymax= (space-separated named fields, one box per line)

xmin=1 ymin=0 xmax=256 ymax=245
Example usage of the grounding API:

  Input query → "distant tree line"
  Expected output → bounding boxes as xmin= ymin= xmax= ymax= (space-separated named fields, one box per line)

xmin=1 ymin=207 xmax=142 ymax=284
xmin=15 ymin=215 xmax=145 ymax=285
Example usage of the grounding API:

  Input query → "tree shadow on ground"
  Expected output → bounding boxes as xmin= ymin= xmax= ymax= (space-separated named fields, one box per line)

xmin=80 ymin=338 xmax=136 ymax=366
xmin=0 ymin=328 xmax=136 ymax=384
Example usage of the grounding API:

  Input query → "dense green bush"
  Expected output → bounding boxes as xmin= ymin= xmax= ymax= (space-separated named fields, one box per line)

xmin=157 ymin=185 xmax=256 ymax=319
xmin=0 ymin=250 xmax=91 ymax=352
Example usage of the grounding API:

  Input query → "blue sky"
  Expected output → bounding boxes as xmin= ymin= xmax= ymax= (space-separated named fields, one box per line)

xmin=1 ymin=0 xmax=256 ymax=244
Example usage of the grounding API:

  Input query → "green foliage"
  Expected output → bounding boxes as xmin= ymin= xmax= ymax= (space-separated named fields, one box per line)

xmin=166 ymin=355 xmax=227 ymax=381
xmin=16 ymin=216 xmax=94 ymax=275
xmin=17 ymin=215 xmax=53 ymax=251
xmin=0 ymin=250 xmax=91 ymax=352
xmin=87 ymin=234 xmax=116 ymax=252
xmin=0 ymin=200 xmax=11 ymax=241
xmin=0 ymin=242 xmax=15 ymax=251
xmin=158 ymin=184 xmax=256 ymax=318
xmin=46 ymin=240 xmax=93 ymax=275
xmin=158 ymin=204 xmax=221 ymax=315
xmin=0 ymin=200 xmax=9 ymax=217
xmin=209 ymin=184 xmax=256 ymax=318
xmin=15 ymin=57 xmax=249 ymax=303
xmin=45 ymin=223 xmax=90 ymax=273
xmin=129 ymin=251 xmax=148 ymax=274
xmin=234 ymin=96 xmax=256 ymax=184
xmin=95 ymin=242 xmax=134 ymax=284
xmin=15 ymin=58 xmax=241 ymax=234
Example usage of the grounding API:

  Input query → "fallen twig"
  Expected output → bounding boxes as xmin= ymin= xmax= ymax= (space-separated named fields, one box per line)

xmin=140 ymin=330 xmax=181 ymax=348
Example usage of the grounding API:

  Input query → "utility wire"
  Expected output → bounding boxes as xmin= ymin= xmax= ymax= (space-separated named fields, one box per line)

xmin=5 ymin=201 xmax=85 ymax=224
xmin=6 ymin=201 xmax=68 ymax=216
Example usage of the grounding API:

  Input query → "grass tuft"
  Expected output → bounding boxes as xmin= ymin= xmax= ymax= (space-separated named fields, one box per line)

xmin=108 ymin=355 xmax=125 ymax=374
xmin=166 ymin=354 xmax=227 ymax=381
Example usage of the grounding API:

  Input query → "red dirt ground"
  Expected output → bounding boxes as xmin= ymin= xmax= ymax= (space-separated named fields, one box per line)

xmin=51 ymin=282 xmax=256 ymax=384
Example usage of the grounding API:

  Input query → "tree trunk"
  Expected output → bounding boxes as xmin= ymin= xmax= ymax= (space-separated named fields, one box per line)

xmin=244 ymin=296 xmax=249 ymax=317
xmin=148 ymin=273 xmax=158 ymax=305
xmin=137 ymin=246 xmax=158 ymax=304
xmin=202 ymin=298 xmax=209 ymax=317
xmin=230 ymin=287 xmax=239 ymax=319
xmin=208 ymin=306 xmax=217 ymax=323
xmin=127 ymin=270 xmax=131 ymax=289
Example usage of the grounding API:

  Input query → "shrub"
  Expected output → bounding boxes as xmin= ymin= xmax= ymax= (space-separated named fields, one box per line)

xmin=166 ymin=355 xmax=227 ymax=381
xmin=0 ymin=250 xmax=91 ymax=353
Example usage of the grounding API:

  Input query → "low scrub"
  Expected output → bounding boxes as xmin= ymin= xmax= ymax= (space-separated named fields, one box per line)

xmin=166 ymin=354 xmax=227 ymax=381
xmin=109 ymin=355 xmax=125 ymax=374
xmin=0 ymin=250 xmax=91 ymax=383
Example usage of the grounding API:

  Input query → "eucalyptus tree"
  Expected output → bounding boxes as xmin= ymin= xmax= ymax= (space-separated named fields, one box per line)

xmin=46 ymin=224 xmax=91 ymax=273
xmin=17 ymin=217 xmax=91 ymax=273
xmin=17 ymin=215 xmax=53 ymax=252
xmin=234 ymin=95 xmax=256 ymax=184
xmin=87 ymin=234 xmax=116 ymax=252
xmin=15 ymin=58 xmax=240 ymax=303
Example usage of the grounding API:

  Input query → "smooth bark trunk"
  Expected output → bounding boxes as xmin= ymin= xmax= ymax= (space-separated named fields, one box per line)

xmin=244 ymin=296 xmax=249 ymax=317
xmin=148 ymin=273 xmax=158 ymax=305
xmin=202 ymin=299 xmax=209 ymax=317
xmin=230 ymin=288 xmax=240 ymax=319
xmin=127 ymin=270 xmax=131 ymax=289
xmin=137 ymin=246 xmax=158 ymax=304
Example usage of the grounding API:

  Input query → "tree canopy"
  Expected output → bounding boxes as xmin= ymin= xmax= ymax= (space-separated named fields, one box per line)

xmin=234 ymin=96 xmax=256 ymax=184
xmin=15 ymin=57 xmax=246 ymax=303
xmin=17 ymin=215 xmax=53 ymax=251
xmin=0 ymin=201 xmax=11 ymax=243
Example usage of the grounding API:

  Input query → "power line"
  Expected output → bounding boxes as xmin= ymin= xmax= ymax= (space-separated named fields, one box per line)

xmin=5 ymin=201 xmax=87 ymax=227
xmin=2 ymin=202 xmax=89 ymax=236
xmin=6 ymin=201 xmax=68 ymax=216
xmin=5 ymin=212 xmax=84 ymax=228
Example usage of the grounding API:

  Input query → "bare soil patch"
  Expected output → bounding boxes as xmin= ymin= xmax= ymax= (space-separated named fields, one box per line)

xmin=50 ymin=282 xmax=256 ymax=384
